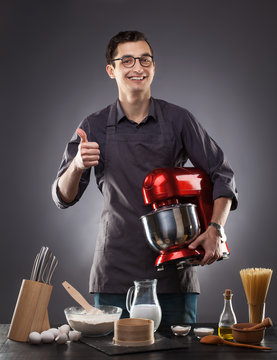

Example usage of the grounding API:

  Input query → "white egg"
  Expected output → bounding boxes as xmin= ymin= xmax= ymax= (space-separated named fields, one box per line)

xmin=58 ymin=324 xmax=70 ymax=334
xmin=28 ymin=331 xmax=42 ymax=345
xmin=48 ymin=328 xmax=60 ymax=338
xmin=68 ymin=330 xmax=81 ymax=342
xmin=55 ymin=332 xmax=68 ymax=344
xmin=41 ymin=330 xmax=54 ymax=343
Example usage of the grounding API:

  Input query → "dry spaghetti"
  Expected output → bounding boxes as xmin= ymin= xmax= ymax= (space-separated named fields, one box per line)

xmin=240 ymin=268 xmax=273 ymax=323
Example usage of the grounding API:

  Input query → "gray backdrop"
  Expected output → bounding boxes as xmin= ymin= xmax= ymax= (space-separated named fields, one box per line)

xmin=1 ymin=0 xmax=276 ymax=325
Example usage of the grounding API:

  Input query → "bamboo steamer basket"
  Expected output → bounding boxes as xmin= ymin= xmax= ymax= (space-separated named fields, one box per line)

xmin=113 ymin=318 xmax=154 ymax=346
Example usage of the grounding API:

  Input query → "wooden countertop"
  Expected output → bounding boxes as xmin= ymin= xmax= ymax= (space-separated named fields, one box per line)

xmin=1 ymin=323 xmax=276 ymax=360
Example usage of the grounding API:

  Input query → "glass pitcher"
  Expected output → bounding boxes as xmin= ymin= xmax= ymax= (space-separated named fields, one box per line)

xmin=126 ymin=279 xmax=162 ymax=331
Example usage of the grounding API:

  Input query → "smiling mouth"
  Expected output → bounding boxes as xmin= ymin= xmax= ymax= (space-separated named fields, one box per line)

xmin=128 ymin=76 xmax=146 ymax=81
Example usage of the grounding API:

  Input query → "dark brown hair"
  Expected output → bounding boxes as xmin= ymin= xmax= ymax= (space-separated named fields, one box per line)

xmin=106 ymin=30 xmax=153 ymax=65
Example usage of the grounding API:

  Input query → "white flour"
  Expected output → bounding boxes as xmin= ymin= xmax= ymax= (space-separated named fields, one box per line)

xmin=67 ymin=313 xmax=119 ymax=335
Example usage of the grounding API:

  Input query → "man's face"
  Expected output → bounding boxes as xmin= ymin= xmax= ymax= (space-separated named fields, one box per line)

xmin=106 ymin=40 xmax=155 ymax=96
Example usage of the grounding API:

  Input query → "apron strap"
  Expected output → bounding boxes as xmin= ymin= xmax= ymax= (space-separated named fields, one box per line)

xmin=106 ymin=102 xmax=117 ymax=135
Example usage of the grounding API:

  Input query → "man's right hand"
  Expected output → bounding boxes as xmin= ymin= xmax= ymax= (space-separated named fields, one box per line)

xmin=74 ymin=128 xmax=100 ymax=170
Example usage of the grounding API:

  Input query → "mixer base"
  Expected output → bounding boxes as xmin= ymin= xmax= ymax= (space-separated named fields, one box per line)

xmin=155 ymin=248 xmax=229 ymax=270
xmin=155 ymin=247 xmax=204 ymax=270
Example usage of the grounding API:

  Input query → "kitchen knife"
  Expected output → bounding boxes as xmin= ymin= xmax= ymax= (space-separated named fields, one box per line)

xmin=30 ymin=252 xmax=40 ymax=281
xmin=37 ymin=247 xmax=52 ymax=282
xmin=31 ymin=246 xmax=45 ymax=281
xmin=45 ymin=256 xmax=58 ymax=284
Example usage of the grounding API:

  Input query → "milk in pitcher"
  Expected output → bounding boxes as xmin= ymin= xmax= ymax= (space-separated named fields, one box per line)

xmin=130 ymin=304 xmax=161 ymax=331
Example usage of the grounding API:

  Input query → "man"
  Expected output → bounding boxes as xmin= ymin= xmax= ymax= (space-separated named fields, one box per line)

xmin=52 ymin=31 xmax=238 ymax=325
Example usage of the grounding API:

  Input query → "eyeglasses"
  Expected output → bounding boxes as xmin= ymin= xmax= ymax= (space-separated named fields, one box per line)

xmin=112 ymin=55 xmax=154 ymax=68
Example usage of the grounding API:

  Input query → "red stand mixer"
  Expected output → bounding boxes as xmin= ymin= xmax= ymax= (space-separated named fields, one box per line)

xmin=140 ymin=167 xmax=229 ymax=270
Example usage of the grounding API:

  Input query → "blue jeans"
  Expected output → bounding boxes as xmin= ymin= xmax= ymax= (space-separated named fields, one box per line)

xmin=94 ymin=292 xmax=198 ymax=325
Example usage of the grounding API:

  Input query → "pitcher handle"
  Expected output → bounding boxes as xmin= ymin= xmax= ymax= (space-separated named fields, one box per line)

xmin=126 ymin=286 xmax=135 ymax=313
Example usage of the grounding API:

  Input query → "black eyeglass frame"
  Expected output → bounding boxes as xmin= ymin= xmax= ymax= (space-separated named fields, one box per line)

xmin=111 ymin=55 xmax=154 ymax=68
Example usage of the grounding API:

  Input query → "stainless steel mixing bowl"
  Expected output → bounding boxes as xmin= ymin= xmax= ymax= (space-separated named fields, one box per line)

xmin=140 ymin=204 xmax=200 ymax=252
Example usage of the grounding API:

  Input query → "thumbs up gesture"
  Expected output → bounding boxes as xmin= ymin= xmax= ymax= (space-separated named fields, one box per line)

xmin=74 ymin=128 xmax=100 ymax=170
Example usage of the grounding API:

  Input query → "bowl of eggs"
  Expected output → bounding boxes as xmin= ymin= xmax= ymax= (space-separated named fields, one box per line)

xmin=64 ymin=305 xmax=122 ymax=337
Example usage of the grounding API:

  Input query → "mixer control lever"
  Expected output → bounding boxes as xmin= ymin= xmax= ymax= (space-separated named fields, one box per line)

xmin=177 ymin=262 xmax=185 ymax=270
xmin=157 ymin=264 xmax=165 ymax=271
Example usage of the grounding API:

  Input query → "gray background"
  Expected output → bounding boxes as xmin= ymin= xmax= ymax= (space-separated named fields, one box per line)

xmin=1 ymin=0 xmax=276 ymax=325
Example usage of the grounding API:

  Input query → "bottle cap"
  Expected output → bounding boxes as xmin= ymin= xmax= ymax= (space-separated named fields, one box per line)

xmin=225 ymin=289 xmax=232 ymax=300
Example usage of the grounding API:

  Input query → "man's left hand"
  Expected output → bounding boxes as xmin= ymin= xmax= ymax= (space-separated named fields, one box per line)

xmin=188 ymin=226 xmax=223 ymax=266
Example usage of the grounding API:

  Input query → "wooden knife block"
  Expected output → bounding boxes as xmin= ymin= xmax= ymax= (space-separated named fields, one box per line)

xmin=8 ymin=279 xmax=53 ymax=342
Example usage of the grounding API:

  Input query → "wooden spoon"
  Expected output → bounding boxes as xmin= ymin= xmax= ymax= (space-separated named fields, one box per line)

xmin=200 ymin=335 xmax=272 ymax=350
xmin=242 ymin=317 xmax=273 ymax=331
xmin=62 ymin=281 xmax=103 ymax=314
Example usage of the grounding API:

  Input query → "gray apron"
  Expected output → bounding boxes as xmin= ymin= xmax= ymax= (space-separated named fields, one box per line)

xmin=89 ymin=98 xmax=199 ymax=294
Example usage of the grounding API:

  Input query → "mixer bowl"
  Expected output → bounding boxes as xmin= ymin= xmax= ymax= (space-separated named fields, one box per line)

xmin=140 ymin=204 xmax=200 ymax=252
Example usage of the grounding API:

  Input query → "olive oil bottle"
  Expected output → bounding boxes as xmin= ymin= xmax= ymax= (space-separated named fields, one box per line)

xmin=218 ymin=289 xmax=237 ymax=340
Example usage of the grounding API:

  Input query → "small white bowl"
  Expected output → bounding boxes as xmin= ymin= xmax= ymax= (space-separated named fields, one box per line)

xmin=171 ymin=325 xmax=191 ymax=336
xmin=193 ymin=327 xmax=214 ymax=338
